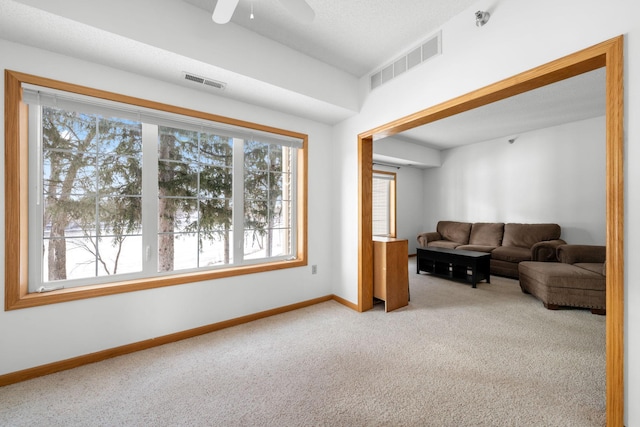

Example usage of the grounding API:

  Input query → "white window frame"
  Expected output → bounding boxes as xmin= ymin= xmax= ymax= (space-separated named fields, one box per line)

xmin=372 ymin=170 xmax=396 ymax=238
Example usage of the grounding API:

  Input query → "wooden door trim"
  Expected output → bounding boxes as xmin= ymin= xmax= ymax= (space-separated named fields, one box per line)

xmin=357 ymin=35 xmax=624 ymax=424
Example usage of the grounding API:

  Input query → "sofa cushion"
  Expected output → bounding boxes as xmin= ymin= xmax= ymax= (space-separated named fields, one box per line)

xmin=428 ymin=240 xmax=460 ymax=249
xmin=456 ymin=244 xmax=496 ymax=253
xmin=502 ymin=223 xmax=561 ymax=249
xmin=436 ymin=221 xmax=472 ymax=245
xmin=468 ymin=222 xmax=504 ymax=246
xmin=491 ymin=246 xmax=531 ymax=263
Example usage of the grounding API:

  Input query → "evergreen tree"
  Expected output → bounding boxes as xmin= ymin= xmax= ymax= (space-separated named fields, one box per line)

xmin=194 ymin=132 xmax=233 ymax=264
xmin=158 ymin=127 xmax=233 ymax=269
xmin=42 ymin=110 xmax=288 ymax=281
xmin=43 ymin=108 xmax=142 ymax=280
xmin=243 ymin=140 xmax=287 ymax=257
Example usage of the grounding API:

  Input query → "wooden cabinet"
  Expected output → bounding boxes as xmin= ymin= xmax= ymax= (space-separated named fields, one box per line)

xmin=373 ymin=237 xmax=409 ymax=312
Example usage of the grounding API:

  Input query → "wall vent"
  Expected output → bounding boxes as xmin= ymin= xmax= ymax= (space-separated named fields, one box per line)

xmin=370 ymin=31 xmax=442 ymax=91
xmin=182 ymin=72 xmax=227 ymax=91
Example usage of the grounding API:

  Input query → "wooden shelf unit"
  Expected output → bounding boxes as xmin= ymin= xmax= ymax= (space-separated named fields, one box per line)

xmin=373 ymin=237 xmax=409 ymax=312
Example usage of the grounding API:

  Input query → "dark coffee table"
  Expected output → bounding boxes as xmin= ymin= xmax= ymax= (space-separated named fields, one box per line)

xmin=416 ymin=246 xmax=490 ymax=288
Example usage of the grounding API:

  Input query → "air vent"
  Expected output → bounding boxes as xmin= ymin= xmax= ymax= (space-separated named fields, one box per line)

xmin=369 ymin=31 xmax=442 ymax=91
xmin=182 ymin=72 xmax=227 ymax=91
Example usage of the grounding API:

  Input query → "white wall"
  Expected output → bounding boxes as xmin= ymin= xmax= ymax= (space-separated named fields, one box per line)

xmin=0 ymin=40 xmax=334 ymax=375
xmin=374 ymin=137 xmax=441 ymax=168
xmin=331 ymin=0 xmax=639 ymax=423
xmin=421 ymin=117 xmax=606 ymax=244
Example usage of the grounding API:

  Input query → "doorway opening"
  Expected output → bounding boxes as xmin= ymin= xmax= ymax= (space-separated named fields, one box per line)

xmin=357 ymin=36 xmax=624 ymax=424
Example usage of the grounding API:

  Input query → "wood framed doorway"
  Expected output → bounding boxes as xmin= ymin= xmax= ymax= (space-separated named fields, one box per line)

xmin=357 ymin=36 xmax=624 ymax=425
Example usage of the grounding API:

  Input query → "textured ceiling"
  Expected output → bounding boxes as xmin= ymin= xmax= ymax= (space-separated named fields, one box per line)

xmin=1 ymin=0 xmax=606 ymax=155
xmin=182 ymin=0 xmax=607 ymax=156
xmin=393 ymin=67 xmax=606 ymax=150
xmin=184 ymin=0 xmax=478 ymax=77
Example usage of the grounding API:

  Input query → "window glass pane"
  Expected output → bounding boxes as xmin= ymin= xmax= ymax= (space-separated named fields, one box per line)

xmin=199 ymin=198 xmax=233 ymax=231
xmin=243 ymin=141 xmax=293 ymax=259
xmin=200 ymin=231 xmax=234 ymax=266
xmin=43 ymin=107 xmax=98 ymax=153
xmin=97 ymin=196 xmax=143 ymax=236
xmin=372 ymin=173 xmax=394 ymax=236
xmin=268 ymin=144 xmax=283 ymax=172
xmin=98 ymin=154 xmax=142 ymax=196
xmin=167 ymin=233 xmax=199 ymax=271
xmin=43 ymin=156 xmax=97 ymax=196
xmin=244 ymin=140 xmax=270 ymax=170
xmin=244 ymin=171 xmax=285 ymax=201
xmin=267 ymin=228 xmax=289 ymax=257
xmin=372 ymin=179 xmax=389 ymax=235
xmin=43 ymin=237 xmax=97 ymax=281
xmin=158 ymin=126 xmax=234 ymax=272
xmin=158 ymin=198 xmax=195 ymax=233
xmin=199 ymin=134 xmax=233 ymax=167
xmin=244 ymin=199 xmax=269 ymax=229
xmin=158 ymin=128 xmax=198 ymax=162
xmin=159 ymin=230 xmax=234 ymax=271
xmin=272 ymin=199 xmax=290 ymax=227
xmin=200 ymin=165 xmax=233 ymax=198
xmin=243 ymin=230 xmax=267 ymax=260
xmin=96 ymin=235 xmax=143 ymax=276
xmin=99 ymin=117 xmax=143 ymax=154
xmin=243 ymin=228 xmax=289 ymax=259
xmin=41 ymin=107 xmax=143 ymax=283
xmin=158 ymin=161 xmax=199 ymax=197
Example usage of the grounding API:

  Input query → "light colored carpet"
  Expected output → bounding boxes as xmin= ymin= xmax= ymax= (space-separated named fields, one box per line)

xmin=0 ymin=259 xmax=606 ymax=426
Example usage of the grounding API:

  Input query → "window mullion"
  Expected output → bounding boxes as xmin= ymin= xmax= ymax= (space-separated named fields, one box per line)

xmin=27 ymin=106 xmax=44 ymax=292
xmin=142 ymin=123 xmax=159 ymax=274
xmin=94 ymin=116 xmax=101 ymax=277
xmin=289 ymin=148 xmax=298 ymax=256
xmin=232 ymin=138 xmax=244 ymax=264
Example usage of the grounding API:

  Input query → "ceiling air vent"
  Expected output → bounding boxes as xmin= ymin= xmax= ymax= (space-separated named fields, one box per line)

xmin=182 ymin=72 xmax=227 ymax=91
xmin=369 ymin=31 xmax=442 ymax=91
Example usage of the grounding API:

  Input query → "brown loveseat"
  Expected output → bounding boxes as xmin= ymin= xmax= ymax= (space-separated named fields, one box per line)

xmin=416 ymin=221 xmax=566 ymax=278
xmin=518 ymin=245 xmax=606 ymax=314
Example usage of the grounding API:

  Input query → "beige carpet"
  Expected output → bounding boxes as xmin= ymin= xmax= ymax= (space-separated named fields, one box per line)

xmin=0 ymin=259 xmax=606 ymax=426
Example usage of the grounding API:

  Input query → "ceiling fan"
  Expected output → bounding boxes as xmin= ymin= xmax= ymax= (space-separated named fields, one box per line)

xmin=212 ymin=0 xmax=315 ymax=24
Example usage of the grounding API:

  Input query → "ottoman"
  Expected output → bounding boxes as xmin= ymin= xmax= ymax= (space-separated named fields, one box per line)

xmin=518 ymin=245 xmax=606 ymax=315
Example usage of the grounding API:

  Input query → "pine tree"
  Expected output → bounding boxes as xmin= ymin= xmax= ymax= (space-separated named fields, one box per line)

xmin=158 ymin=127 xmax=233 ymax=269
xmin=42 ymin=108 xmax=142 ymax=280
xmin=243 ymin=140 xmax=287 ymax=257
xmin=42 ymin=110 xmax=288 ymax=281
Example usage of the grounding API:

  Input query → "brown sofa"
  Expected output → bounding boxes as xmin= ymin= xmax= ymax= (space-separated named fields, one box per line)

xmin=417 ymin=221 xmax=566 ymax=278
xmin=518 ymin=245 xmax=606 ymax=314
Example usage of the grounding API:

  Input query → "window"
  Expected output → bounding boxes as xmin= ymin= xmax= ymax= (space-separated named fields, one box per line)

xmin=4 ymin=70 xmax=307 ymax=309
xmin=372 ymin=171 xmax=396 ymax=237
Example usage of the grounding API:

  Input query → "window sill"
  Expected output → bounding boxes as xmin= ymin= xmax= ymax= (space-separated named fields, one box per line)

xmin=6 ymin=258 xmax=307 ymax=311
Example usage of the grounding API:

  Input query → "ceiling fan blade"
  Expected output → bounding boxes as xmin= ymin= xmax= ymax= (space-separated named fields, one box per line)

xmin=212 ymin=0 xmax=240 ymax=24
xmin=277 ymin=0 xmax=315 ymax=23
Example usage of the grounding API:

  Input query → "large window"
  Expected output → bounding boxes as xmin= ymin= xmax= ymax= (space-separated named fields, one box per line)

xmin=372 ymin=170 xmax=396 ymax=237
xmin=4 ymin=70 xmax=307 ymax=309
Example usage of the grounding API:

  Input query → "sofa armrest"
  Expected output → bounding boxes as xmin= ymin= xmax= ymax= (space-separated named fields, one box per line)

xmin=557 ymin=244 xmax=606 ymax=264
xmin=417 ymin=231 xmax=441 ymax=247
xmin=531 ymin=239 xmax=567 ymax=262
